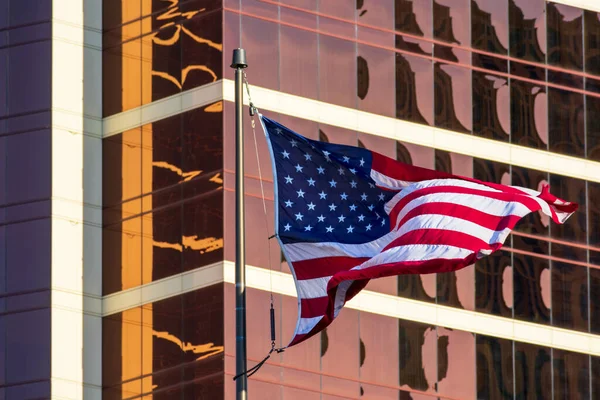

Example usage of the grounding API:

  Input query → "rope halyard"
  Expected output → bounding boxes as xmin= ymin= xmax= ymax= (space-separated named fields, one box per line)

xmin=233 ymin=72 xmax=285 ymax=383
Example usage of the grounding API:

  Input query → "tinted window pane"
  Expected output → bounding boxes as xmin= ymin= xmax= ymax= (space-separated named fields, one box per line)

xmin=5 ymin=129 xmax=51 ymax=206
xmin=585 ymin=11 xmax=600 ymax=76
xmin=509 ymin=0 xmax=546 ymax=62
xmin=510 ymin=80 xmax=548 ymax=150
xmin=473 ymin=71 xmax=510 ymax=141
xmin=549 ymin=175 xmax=587 ymax=331
xmin=587 ymin=94 xmax=600 ymax=161
xmin=553 ymin=349 xmax=590 ymax=399
xmin=280 ymin=26 xmax=318 ymax=100
xmin=102 ymin=285 xmax=224 ymax=397
xmin=593 ymin=356 xmax=600 ymax=399
xmin=547 ymin=3 xmax=583 ymax=70
xmin=5 ymin=219 xmax=51 ymax=293
xmin=590 ymin=182 xmax=600 ymax=333
xmin=434 ymin=63 xmax=472 ymax=133
xmin=5 ymin=309 xmax=51 ymax=384
xmin=548 ymin=88 xmax=584 ymax=158
xmin=437 ymin=328 xmax=476 ymax=399
xmin=476 ymin=335 xmax=513 ymax=400
xmin=511 ymin=166 xmax=551 ymax=325
xmin=396 ymin=0 xmax=432 ymax=38
xmin=399 ymin=320 xmax=437 ymax=394
xmin=397 ymin=54 xmax=434 ymax=126
xmin=472 ymin=0 xmax=508 ymax=54
xmin=7 ymin=42 xmax=51 ymax=115
xmin=514 ymin=342 xmax=552 ymax=399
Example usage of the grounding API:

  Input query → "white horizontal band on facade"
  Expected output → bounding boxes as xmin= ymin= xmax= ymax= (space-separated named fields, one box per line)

xmin=102 ymin=80 xmax=224 ymax=137
xmin=548 ymin=0 xmax=600 ymax=13
xmin=102 ymin=261 xmax=600 ymax=357
xmin=102 ymin=80 xmax=600 ymax=184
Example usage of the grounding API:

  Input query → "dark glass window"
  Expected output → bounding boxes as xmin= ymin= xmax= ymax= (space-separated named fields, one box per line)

xmin=511 ymin=166 xmax=551 ymax=325
xmin=477 ymin=334 xmax=514 ymax=400
xmin=549 ymin=174 xmax=588 ymax=332
xmin=102 ymin=106 xmax=223 ymax=295
xmin=547 ymin=2 xmax=583 ymax=70
xmin=548 ymin=88 xmax=584 ymax=158
xmin=586 ymin=94 xmax=600 ymax=161
xmin=472 ymin=0 xmax=508 ymax=54
xmin=588 ymin=182 xmax=600 ymax=333
xmin=102 ymin=284 xmax=224 ymax=398
xmin=434 ymin=63 xmax=472 ymax=133
xmin=510 ymin=80 xmax=548 ymax=150
xmin=553 ymin=349 xmax=590 ymax=399
xmin=509 ymin=0 xmax=546 ymax=62
xmin=514 ymin=342 xmax=552 ymax=399
xmin=473 ymin=71 xmax=510 ymax=141
xmin=399 ymin=320 xmax=437 ymax=393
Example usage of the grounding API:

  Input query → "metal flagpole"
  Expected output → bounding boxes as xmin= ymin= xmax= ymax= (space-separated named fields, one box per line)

xmin=231 ymin=48 xmax=248 ymax=400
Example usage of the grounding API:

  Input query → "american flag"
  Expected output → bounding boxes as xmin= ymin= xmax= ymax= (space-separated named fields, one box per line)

xmin=260 ymin=115 xmax=577 ymax=348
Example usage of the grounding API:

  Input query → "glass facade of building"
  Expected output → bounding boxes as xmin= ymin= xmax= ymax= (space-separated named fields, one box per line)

xmin=2 ymin=0 xmax=600 ymax=399
xmin=99 ymin=0 xmax=600 ymax=398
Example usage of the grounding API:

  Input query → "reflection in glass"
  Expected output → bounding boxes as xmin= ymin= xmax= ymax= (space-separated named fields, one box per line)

xmin=280 ymin=26 xmax=318 ymax=100
xmin=590 ymin=183 xmax=600 ymax=333
xmin=552 ymin=261 xmax=588 ymax=333
xmin=434 ymin=0 xmax=470 ymax=63
xmin=473 ymin=71 xmax=510 ymax=141
xmin=102 ymin=285 xmax=224 ymax=398
xmin=359 ymin=44 xmax=396 ymax=118
xmin=396 ymin=0 xmax=432 ymax=38
xmin=103 ymin=106 xmax=223 ymax=294
xmin=399 ymin=320 xmax=437 ymax=394
xmin=472 ymin=0 xmax=508 ymax=54
xmin=319 ymin=33 xmax=356 ymax=109
xmin=509 ymin=0 xmax=546 ymax=62
xmin=553 ymin=349 xmax=590 ymax=399
xmin=510 ymin=80 xmax=548 ymax=150
xmin=549 ymin=174 xmax=587 ymax=331
xmin=593 ymin=356 xmax=600 ymax=398
xmin=587 ymin=95 xmax=600 ymax=161
xmin=437 ymin=328 xmax=476 ymax=399
xmin=477 ymin=335 xmax=513 ymax=400
xmin=548 ymin=88 xmax=584 ymax=158
xmin=514 ymin=342 xmax=552 ymax=399
xmin=511 ymin=166 xmax=550 ymax=325
xmin=475 ymin=250 xmax=513 ymax=318
xmin=396 ymin=54 xmax=434 ymax=125
xmin=547 ymin=3 xmax=583 ymax=70
xmin=585 ymin=11 xmax=600 ymax=76
xmin=102 ymin=1 xmax=223 ymax=117
xmin=320 ymin=310 xmax=360 ymax=397
xmin=434 ymin=63 xmax=472 ymax=133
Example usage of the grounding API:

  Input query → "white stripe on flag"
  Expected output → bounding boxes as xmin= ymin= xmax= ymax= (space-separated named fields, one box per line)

xmin=391 ymin=192 xmax=533 ymax=229
xmin=370 ymin=169 xmax=413 ymax=190
xmin=283 ymin=231 xmax=397 ymax=262
xmin=384 ymin=178 xmax=502 ymax=214
xmin=395 ymin=214 xmax=513 ymax=246
xmin=296 ymin=316 xmax=323 ymax=335
xmin=296 ymin=276 xmax=331 ymax=299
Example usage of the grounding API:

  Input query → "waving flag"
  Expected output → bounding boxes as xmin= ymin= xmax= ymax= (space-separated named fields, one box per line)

xmin=260 ymin=115 xmax=577 ymax=348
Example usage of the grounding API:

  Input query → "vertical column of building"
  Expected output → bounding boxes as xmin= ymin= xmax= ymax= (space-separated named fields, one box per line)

xmin=50 ymin=0 xmax=103 ymax=398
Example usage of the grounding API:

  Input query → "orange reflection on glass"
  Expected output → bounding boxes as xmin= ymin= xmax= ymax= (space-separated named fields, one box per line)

xmin=150 ymin=0 xmax=220 ymax=90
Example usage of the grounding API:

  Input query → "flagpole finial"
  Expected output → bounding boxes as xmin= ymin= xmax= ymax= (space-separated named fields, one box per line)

xmin=231 ymin=48 xmax=248 ymax=69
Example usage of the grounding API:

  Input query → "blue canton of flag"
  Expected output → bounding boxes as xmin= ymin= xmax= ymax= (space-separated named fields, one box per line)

xmin=261 ymin=116 xmax=395 ymax=245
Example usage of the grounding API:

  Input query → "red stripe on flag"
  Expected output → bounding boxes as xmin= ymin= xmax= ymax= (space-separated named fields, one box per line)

xmin=300 ymin=296 xmax=330 ymax=319
xmin=292 ymin=256 xmax=370 ymax=280
xmin=371 ymin=152 xmax=452 ymax=182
